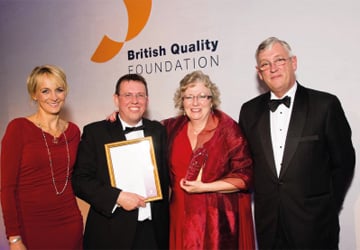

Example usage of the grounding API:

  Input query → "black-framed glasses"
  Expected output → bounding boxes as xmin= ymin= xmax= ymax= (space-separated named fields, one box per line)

xmin=258 ymin=57 xmax=292 ymax=71
xmin=182 ymin=94 xmax=212 ymax=103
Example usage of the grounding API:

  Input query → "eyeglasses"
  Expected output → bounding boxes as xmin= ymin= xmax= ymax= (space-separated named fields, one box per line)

xmin=182 ymin=94 xmax=212 ymax=103
xmin=258 ymin=57 xmax=292 ymax=71
xmin=118 ymin=92 xmax=147 ymax=101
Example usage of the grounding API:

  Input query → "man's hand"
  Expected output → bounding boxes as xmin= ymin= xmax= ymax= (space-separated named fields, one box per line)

xmin=117 ymin=191 xmax=146 ymax=211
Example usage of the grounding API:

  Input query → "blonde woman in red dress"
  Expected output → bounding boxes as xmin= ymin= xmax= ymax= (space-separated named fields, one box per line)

xmin=162 ymin=70 xmax=255 ymax=250
xmin=1 ymin=65 xmax=83 ymax=249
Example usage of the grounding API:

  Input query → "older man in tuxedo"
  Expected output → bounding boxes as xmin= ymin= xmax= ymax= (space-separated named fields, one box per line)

xmin=239 ymin=37 xmax=355 ymax=249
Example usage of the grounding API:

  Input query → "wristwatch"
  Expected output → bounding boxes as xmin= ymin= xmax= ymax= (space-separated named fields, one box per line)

xmin=9 ymin=236 xmax=21 ymax=244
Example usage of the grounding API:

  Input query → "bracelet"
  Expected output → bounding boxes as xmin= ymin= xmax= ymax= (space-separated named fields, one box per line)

xmin=9 ymin=236 xmax=21 ymax=244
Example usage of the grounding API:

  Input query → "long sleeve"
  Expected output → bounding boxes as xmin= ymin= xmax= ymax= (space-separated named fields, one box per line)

xmin=1 ymin=119 xmax=24 ymax=237
xmin=218 ymin=120 xmax=253 ymax=190
xmin=326 ymin=96 xmax=355 ymax=211
xmin=72 ymin=123 xmax=121 ymax=217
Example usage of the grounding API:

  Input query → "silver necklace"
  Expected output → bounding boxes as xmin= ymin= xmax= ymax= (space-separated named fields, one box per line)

xmin=40 ymin=129 xmax=70 ymax=195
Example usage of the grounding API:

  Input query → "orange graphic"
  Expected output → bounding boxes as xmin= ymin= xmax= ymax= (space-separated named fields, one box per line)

xmin=91 ymin=0 xmax=152 ymax=63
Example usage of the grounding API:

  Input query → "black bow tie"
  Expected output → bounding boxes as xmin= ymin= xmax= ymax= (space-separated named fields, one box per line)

xmin=124 ymin=125 xmax=144 ymax=134
xmin=268 ymin=96 xmax=291 ymax=112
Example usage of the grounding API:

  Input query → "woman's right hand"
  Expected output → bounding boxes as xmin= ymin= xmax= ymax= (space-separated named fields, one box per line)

xmin=106 ymin=111 xmax=118 ymax=122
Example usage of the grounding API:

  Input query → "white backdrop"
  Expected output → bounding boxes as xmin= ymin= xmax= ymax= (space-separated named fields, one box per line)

xmin=0 ymin=1 xmax=359 ymax=249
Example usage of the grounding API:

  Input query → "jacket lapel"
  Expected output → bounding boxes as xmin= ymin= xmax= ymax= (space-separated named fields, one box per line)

xmin=107 ymin=115 xmax=127 ymax=142
xmin=254 ymin=93 xmax=278 ymax=178
xmin=143 ymin=119 xmax=151 ymax=138
xmin=279 ymin=84 xmax=308 ymax=178
xmin=258 ymin=107 xmax=278 ymax=177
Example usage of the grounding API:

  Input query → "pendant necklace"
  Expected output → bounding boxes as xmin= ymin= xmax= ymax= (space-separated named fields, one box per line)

xmin=52 ymin=136 xmax=59 ymax=144
xmin=40 ymin=128 xmax=70 ymax=195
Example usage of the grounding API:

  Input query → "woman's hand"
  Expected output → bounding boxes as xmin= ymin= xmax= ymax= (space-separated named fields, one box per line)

xmin=9 ymin=238 xmax=26 ymax=250
xmin=106 ymin=111 xmax=118 ymax=122
xmin=179 ymin=178 xmax=240 ymax=194
xmin=179 ymin=178 xmax=206 ymax=193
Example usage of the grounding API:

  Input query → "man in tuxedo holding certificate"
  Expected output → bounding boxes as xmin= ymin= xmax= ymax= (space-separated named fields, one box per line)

xmin=72 ymin=74 xmax=169 ymax=249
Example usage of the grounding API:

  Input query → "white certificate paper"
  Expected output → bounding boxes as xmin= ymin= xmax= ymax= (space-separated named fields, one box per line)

xmin=105 ymin=137 xmax=162 ymax=202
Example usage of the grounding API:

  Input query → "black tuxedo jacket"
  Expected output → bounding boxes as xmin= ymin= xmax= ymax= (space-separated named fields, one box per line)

xmin=239 ymin=83 xmax=355 ymax=249
xmin=72 ymin=116 xmax=169 ymax=249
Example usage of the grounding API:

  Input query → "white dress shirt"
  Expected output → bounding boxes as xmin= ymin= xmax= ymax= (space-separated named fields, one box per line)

xmin=270 ymin=83 xmax=297 ymax=176
xmin=115 ymin=117 xmax=152 ymax=221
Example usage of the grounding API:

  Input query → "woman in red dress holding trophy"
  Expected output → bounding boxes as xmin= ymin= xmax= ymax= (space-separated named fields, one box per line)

xmin=162 ymin=70 xmax=255 ymax=250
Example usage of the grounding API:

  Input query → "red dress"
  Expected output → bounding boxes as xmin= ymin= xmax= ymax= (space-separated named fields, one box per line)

xmin=164 ymin=110 xmax=255 ymax=250
xmin=1 ymin=118 xmax=83 ymax=249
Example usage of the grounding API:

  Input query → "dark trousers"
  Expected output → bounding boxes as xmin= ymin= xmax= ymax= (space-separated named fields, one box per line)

xmin=132 ymin=219 xmax=158 ymax=250
xmin=273 ymin=222 xmax=291 ymax=250
xmin=272 ymin=224 xmax=339 ymax=250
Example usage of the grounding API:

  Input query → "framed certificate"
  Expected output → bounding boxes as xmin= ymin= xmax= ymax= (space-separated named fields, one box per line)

xmin=104 ymin=136 xmax=162 ymax=202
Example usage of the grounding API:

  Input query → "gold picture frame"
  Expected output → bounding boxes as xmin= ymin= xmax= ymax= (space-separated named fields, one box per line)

xmin=104 ymin=136 xmax=162 ymax=202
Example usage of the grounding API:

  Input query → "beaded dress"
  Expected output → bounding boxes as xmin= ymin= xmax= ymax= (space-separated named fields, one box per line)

xmin=1 ymin=118 xmax=83 ymax=249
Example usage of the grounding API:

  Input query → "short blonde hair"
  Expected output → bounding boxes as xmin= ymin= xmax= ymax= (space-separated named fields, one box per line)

xmin=27 ymin=64 xmax=68 ymax=100
xmin=174 ymin=70 xmax=221 ymax=111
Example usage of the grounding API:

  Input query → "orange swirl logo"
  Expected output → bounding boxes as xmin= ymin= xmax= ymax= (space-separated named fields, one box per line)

xmin=91 ymin=0 xmax=152 ymax=63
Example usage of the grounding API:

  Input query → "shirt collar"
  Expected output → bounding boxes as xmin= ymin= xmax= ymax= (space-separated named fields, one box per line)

xmin=270 ymin=81 xmax=297 ymax=105
xmin=118 ymin=115 xmax=143 ymax=130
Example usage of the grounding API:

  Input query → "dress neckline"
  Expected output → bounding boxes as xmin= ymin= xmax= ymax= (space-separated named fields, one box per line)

xmin=22 ymin=117 xmax=70 ymax=138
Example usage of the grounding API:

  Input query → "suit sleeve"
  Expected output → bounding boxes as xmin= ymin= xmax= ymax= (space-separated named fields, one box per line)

xmin=238 ymin=105 xmax=247 ymax=135
xmin=326 ymin=96 xmax=355 ymax=211
xmin=151 ymin=124 xmax=170 ymax=201
xmin=72 ymin=125 xmax=121 ymax=217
